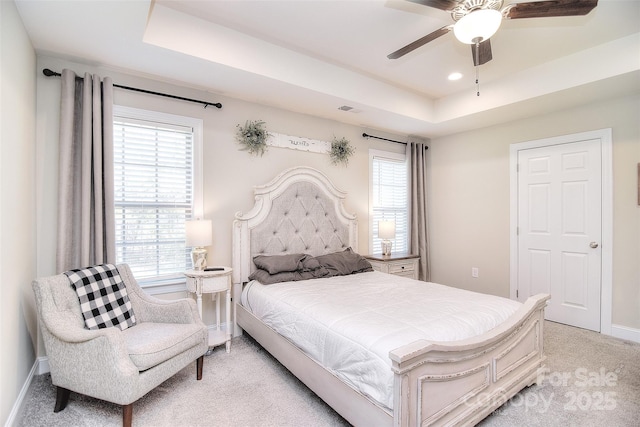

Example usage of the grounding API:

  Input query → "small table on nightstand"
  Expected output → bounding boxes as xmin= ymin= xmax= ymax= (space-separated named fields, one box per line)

xmin=184 ymin=267 xmax=232 ymax=353
xmin=364 ymin=253 xmax=420 ymax=280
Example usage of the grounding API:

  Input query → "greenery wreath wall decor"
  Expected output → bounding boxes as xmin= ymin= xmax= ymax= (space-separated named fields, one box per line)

xmin=236 ymin=120 xmax=270 ymax=156
xmin=329 ymin=136 xmax=355 ymax=166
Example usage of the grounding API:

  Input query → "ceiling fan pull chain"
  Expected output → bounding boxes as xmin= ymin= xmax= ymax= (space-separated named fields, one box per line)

xmin=475 ymin=41 xmax=480 ymax=96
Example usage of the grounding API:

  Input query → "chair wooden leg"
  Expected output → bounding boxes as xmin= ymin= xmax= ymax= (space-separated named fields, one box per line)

xmin=123 ymin=403 xmax=133 ymax=427
xmin=53 ymin=387 xmax=70 ymax=413
xmin=196 ymin=355 xmax=204 ymax=380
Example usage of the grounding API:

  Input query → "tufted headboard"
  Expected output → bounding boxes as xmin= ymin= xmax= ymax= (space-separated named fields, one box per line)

xmin=232 ymin=167 xmax=358 ymax=286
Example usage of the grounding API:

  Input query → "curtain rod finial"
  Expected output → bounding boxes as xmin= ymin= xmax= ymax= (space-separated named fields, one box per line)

xmin=43 ymin=68 xmax=59 ymax=77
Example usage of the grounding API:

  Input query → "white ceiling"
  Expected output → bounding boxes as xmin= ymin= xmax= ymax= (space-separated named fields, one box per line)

xmin=15 ymin=0 xmax=640 ymax=138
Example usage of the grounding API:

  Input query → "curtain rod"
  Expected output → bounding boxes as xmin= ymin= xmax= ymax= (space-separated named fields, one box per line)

xmin=42 ymin=68 xmax=222 ymax=109
xmin=362 ymin=132 xmax=427 ymax=149
xmin=362 ymin=132 xmax=405 ymax=144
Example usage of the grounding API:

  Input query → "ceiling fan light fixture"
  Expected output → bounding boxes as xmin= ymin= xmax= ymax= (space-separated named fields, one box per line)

xmin=453 ymin=9 xmax=502 ymax=44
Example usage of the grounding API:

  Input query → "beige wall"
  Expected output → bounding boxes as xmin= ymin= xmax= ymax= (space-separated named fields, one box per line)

xmin=1 ymin=1 xmax=37 ymax=425
xmin=33 ymin=56 xmax=640 ymax=338
xmin=34 ymin=55 xmax=405 ymax=338
xmin=428 ymin=92 xmax=640 ymax=329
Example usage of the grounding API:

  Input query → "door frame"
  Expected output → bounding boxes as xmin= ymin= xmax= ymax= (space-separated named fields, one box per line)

xmin=509 ymin=128 xmax=613 ymax=334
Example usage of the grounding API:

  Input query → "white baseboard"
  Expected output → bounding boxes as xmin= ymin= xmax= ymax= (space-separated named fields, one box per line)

xmin=37 ymin=356 xmax=50 ymax=375
xmin=610 ymin=324 xmax=640 ymax=343
xmin=4 ymin=360 xmax=38 ymax=427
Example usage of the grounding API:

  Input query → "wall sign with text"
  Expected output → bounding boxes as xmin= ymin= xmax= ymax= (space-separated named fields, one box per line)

xmin=268 ymin=133 xmax=330 ymax=154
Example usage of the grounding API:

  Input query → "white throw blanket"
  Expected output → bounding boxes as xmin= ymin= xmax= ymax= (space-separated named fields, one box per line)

xmin=241 ymin=271 xmax=521 ymax=410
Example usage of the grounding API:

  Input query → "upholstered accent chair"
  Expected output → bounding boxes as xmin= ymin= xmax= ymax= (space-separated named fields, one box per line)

xmin=32 ymin=264 xmax=208 ymax=427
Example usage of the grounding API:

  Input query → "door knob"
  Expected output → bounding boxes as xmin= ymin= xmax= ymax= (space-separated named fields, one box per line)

xmin=589 ymin=242 xmax=599 ymax=249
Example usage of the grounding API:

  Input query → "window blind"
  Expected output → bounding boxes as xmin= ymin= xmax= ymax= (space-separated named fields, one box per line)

xmin=113 ymin=117 xmax=194 ymax=281
xmin=372 ymin=154 xmax=408 ymax=254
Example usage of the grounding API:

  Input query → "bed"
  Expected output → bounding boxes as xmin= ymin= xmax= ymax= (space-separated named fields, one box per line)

xmin=232 ymin=166 xmax=549 ymax=426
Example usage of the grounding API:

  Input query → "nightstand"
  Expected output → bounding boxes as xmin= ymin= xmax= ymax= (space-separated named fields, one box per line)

xmin=365 ymin=253 xmax=420 ymax=280
xmin=184 ymin=267 xmax=232 ymax=353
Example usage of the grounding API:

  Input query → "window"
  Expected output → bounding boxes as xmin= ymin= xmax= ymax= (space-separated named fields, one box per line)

xmin=113 ymin=106 xmax=203 ymax=287
xmin=369 ymin=149 xmax=408 ymax=254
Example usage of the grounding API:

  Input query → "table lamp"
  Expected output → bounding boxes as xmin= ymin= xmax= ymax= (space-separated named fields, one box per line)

xmin=185 ymin=219 xmax=212 ymax=270
xmin=378 ymin=220 xmax=396 ymax=256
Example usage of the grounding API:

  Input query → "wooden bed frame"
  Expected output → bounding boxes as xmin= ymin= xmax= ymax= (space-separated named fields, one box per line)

xmin=232 ymin=166 xmax=549 ymax=427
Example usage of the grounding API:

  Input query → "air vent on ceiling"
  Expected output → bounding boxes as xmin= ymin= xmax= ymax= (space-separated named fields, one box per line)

xmin=338 ymin=105 xmax=362 ymax=113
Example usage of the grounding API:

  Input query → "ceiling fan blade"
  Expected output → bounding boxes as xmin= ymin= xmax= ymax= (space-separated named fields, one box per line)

xmin=471 ymin=39 xmax=492 ymax=66
xmin=406 ymin=0 xmax=460 ymax=11
xmin=387 ymin=26 xmax=451 ymax=59
xmin=504 ymin=0 xmax=598 ymax=19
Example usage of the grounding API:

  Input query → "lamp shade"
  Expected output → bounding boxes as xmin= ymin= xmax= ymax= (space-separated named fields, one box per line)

xmin=453 ymin=9 xmax=502 ymax=44
xmin=378 ymin=221 xmax=396 ymax=240
xmin=185 ymin=219 xmax=212 ymax=247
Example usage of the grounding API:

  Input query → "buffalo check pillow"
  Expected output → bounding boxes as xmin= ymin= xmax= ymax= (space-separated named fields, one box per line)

xmin=64 ymin=264 xmax=137 ymax=331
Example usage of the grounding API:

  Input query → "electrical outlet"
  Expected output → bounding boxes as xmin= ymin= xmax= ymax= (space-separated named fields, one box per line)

xmin=472 ymin=267 xmax=479 ymax=278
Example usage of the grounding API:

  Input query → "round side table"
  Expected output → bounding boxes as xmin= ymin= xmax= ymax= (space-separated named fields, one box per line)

xmin=184 ymin=267 xmax=232 ymax=353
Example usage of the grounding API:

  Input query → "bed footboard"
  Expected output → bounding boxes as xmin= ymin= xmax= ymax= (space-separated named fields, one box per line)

xmin=390 ymin=293 xmax=549 ymax=427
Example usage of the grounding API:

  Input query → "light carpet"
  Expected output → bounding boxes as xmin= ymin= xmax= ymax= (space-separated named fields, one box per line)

xmin=16 ymin=321 xmax=640 ymax=426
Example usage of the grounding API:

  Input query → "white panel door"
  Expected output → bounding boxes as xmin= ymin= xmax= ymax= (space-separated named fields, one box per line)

xmin=517 ymin=139 xmax=602 ymax=331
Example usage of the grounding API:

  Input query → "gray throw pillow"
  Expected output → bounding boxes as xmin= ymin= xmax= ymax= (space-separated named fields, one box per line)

xmin=249 ymin=268 xmax=320 ymax=285
xmin=253 ymin=253 xmax=307 ymax=274
xmin=314 ymin=247 xmax=373 ymax=276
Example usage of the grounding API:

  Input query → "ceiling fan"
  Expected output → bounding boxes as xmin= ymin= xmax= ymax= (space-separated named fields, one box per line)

xmin=388 ymin=0 xmax=599 ymax=66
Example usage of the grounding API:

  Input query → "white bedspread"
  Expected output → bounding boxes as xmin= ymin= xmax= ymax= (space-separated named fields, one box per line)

xmin=241 ymin=271 xmax=521 ymax=411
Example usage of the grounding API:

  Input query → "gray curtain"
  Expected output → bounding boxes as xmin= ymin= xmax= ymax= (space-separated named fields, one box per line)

xmin=406 ymin=141 xmax=430 ymax=281
xmin=56 ymin=69 xmax=115 ymax=272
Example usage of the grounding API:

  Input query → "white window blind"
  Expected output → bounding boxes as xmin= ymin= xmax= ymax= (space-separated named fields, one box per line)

xmin=113 ymin=107 xmax=202 ymax=284
xmin=370 ymin=150 xmax=408 ymax=254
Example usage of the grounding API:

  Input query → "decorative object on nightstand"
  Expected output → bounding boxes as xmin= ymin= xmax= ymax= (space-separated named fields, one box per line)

xmin=184 ymin=267 xmax=233 ymax=353
xmin=185 ymin=219 xmax=212 ymax=270
xmin=378 ymin=220 xmax=396 ymax=256
xmin=365 ymin=253 xmax=420 ymax=280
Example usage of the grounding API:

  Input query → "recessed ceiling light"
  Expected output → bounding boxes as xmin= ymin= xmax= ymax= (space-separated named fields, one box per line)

xmin=448 ymin=72 xmax=463 ymax=81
